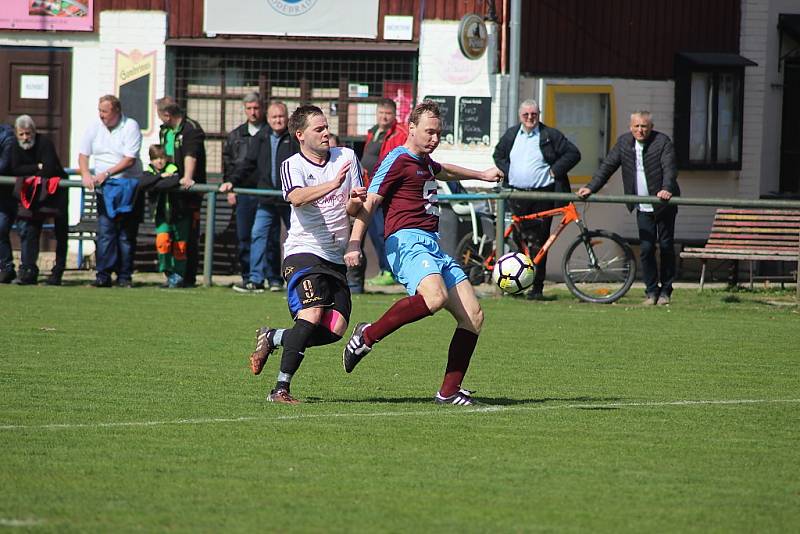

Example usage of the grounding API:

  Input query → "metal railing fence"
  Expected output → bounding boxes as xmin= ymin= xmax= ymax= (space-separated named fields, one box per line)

xmin=2 ymin=174 xmax=800 ymax=290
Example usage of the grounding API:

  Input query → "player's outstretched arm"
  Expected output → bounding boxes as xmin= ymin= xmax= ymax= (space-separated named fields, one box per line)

xmin=438 ymin=163 xmax=503 ymax=183
xmin=344 ymin=193 xmax=382 ymax=267
xmin=287 ymin=160 xmax=351 ymax=207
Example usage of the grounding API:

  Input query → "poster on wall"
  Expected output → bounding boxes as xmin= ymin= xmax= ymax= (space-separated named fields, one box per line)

xmin=0 ymin=0 xmax=93 ymax=31
xmin=204 ymin=0 xmax=379 ymax=38
xmin=115 ymin=50 xmax=156 ymax=134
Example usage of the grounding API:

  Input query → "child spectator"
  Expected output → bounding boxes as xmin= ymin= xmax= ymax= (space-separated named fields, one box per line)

xmin=142 ymin=144 xmax=189 ymax=288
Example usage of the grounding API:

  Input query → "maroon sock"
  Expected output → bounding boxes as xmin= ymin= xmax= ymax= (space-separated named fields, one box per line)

xmin=439 ymin=328 xmax=480 ymax=397
xmin=363 ymin=294 xmax=432 ymax=346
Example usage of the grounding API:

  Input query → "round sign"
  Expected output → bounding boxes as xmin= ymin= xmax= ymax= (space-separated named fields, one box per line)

xmin=458 ymin=13 xmax=488 ymax=60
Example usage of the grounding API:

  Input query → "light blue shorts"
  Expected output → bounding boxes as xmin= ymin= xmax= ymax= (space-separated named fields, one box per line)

xmin=385 ymin=229 xmax=467 ymax=296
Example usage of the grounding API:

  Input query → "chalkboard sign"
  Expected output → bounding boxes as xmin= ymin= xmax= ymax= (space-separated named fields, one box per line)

xmin=458 ymin=96 xmax=492 ymax=146
xmin=423 ymin=95 xmax=455 ymax=145
xmin=119 ymin=74 xmax=150 ymax=131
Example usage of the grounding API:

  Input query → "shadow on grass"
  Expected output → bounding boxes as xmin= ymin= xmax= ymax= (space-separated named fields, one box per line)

xmin=313 ymin=395 xmax=623 ymax=406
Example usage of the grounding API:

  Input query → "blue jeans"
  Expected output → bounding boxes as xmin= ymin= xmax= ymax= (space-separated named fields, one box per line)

xmin=250 ymin=203 xmax=290 ymax=285
xmin=96 ymin=212 xmax=139 ymax=283
xmin=235 ymin=194 xmax=259 ymax=282
xmin=368 ymin=206 xmax=391 ymax=273
xmin=0 ymin=200 xmax=16 ymax=273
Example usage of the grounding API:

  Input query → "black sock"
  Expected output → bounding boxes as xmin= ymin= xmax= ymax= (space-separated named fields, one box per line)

xmin=277 ymin=319 xmax=317 ymax=381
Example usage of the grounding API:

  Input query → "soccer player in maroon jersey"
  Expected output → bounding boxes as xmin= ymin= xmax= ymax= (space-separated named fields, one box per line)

xmin=342 ymin=100 xmax=503 ymax=406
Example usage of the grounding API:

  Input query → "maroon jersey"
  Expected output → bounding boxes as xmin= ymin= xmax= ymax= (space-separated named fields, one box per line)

xmin=367 ymin=146 xmax=443 ymax=239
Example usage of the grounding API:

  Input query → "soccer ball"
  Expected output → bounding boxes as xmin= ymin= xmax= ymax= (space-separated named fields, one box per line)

xmin=492 ymin=252 xmax=535 ymax=294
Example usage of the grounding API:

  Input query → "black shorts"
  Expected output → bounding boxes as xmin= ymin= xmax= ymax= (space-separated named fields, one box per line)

xmin=283 ymin=253 xmax=351 ymax=321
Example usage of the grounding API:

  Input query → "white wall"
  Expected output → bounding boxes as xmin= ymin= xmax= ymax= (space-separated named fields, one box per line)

xmin=742 ymin=0 xmax=800 ymax=197
xmin=416 ymin=20 xmax=506 ymax=176
xmin=98 ymin=11 xmax=168 ymax=159
xmin=0 ymin=11 xmax=167 ymax=262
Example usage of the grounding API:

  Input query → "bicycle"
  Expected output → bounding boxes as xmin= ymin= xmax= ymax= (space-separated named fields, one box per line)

xmin=455 ymin=201 xmax=636 ymax=304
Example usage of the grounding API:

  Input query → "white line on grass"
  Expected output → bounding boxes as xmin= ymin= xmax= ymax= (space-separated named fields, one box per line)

xmin=0 ymin=518 xmax=45 ymax=527
xmin=1 ymin=398 xmax=799 ymax=432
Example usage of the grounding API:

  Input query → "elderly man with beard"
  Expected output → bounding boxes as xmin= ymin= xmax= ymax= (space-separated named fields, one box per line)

xmin=9 ymin=115 xmax=69 ymax=285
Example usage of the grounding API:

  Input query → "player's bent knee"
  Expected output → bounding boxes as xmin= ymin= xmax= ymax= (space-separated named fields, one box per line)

xmin=471 ymin=307 xmax=484 ymax=332
xmin=307 ymin=327 xmax=342 ymax=347
xmin=420 ymin=289 xmax=448 ymax=312
xmin=322 ymin=309 xmax=348 ymax=337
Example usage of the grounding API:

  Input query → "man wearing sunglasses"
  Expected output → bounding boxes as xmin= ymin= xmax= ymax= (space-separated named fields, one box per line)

xmin=493 ymin=99 xmax=581 ymax=299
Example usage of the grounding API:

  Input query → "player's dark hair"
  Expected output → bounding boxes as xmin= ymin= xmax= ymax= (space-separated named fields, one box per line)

xmin=149 ymin=144 xmax=167 ymax=160
xmin=156 ymin=96 xmax=183 ymax=117
xmin=288 ymin=105 xmax=324 ymax=139
xmin=377 ymin=98 xmax=397 ymax=112
xmin=408 ymin=100 xmax=440 ymax=126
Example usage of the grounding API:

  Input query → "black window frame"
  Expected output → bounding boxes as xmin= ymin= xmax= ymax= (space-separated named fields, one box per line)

xmin=673 ymin=54 xmax=750 ymax=171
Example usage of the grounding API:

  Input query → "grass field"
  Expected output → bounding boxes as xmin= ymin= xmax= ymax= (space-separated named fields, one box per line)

xmin=1 ymin=284 xmax=799 ymax=532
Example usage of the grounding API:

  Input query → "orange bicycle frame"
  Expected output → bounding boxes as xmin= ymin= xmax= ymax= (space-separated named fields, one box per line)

xmin=488 ymin=202 xmax=582 ymax=269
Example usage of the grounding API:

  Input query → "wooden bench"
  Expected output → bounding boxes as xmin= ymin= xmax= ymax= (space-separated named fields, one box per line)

xmin=680 ymin=208 xmax=800 ymax=290
xmin=67 ymin=188 xmax=99 ymax=270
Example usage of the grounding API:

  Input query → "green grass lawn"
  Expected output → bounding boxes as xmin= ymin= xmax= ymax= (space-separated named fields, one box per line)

xmin=1 ymin=285 xmax=798 ymax=532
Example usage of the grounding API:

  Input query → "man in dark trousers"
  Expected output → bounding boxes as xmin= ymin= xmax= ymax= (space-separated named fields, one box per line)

xmin=0 ymin=121 xmax=16 ymax=283
xmin=578 ymin=110 xmax=680 ymax=306
xmin=157 ymin=97 xmax=206 ymax=287
xmin=222 ymin=92 xmax=265 ymax=287
xmin=219 ymin=100 xmax=297 ymax=293
xmin=493 ymin=99 xmax=581 ymax=299
xmin=10 ymin=115 xmax=69 ymax=285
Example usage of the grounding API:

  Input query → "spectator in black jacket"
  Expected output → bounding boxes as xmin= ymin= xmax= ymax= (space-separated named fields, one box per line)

xmin=222 ymin=92 xmax=266 ymax=286
xmin=219 ymin=100 xmax=297 ymax=293
xmin=157 ymin=97 xmax=206 ymax=287
xmin=578 ymin=110 xmax=680 ymax=305
xmin=493 ymin=99 xmax=581 ymax=299
xmin=0 ymin=122 xmax=16 ymax=283
xmin=9 ymin=115 xmax=69 ymax=285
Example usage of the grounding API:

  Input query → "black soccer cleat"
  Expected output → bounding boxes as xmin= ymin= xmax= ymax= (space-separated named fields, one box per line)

xmin=342 ymin=322 xmax=372 ymax=373
xmin=434 ymin=389 xmax=476 ymax=406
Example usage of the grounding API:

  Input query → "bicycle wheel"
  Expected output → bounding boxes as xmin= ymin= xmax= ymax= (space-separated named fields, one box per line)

xmin=562 ymin=230 xmax=636 ymax=304
xmin=455 ymin=232 xmax=492 ymax=285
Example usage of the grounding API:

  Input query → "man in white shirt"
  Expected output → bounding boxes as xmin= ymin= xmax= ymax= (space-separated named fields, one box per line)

xmin=246 ymin=104 xmax=366 ymax=404
xmin=78 ymin=95 xmax=143 ymax=288
xmin=578 ymin=111 xmax=680 ymax=305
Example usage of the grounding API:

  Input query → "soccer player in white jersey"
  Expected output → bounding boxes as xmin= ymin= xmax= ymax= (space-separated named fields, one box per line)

xmin=248 ymin=105 xmax=366 ymax=404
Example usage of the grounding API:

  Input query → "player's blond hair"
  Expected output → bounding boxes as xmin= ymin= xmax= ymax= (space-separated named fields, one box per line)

xmin=408 ymin=100 xmax=440 ymax=126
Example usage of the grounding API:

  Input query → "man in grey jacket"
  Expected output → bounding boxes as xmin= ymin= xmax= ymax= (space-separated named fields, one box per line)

xmin=577 ymin=110 xmax=680 ymax=305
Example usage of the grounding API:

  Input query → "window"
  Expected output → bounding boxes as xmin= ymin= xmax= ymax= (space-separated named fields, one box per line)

xmin=674 ymin=53 xmax=755 ymax=170
xmin=171 ymin=48 xmax=417 ymax=175
xmin=544 ymin=85 xmax=615 ymax=183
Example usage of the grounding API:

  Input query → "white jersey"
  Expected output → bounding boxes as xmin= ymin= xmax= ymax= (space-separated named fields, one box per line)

xmin=281 ymin=147 xmax=363 ymax=264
